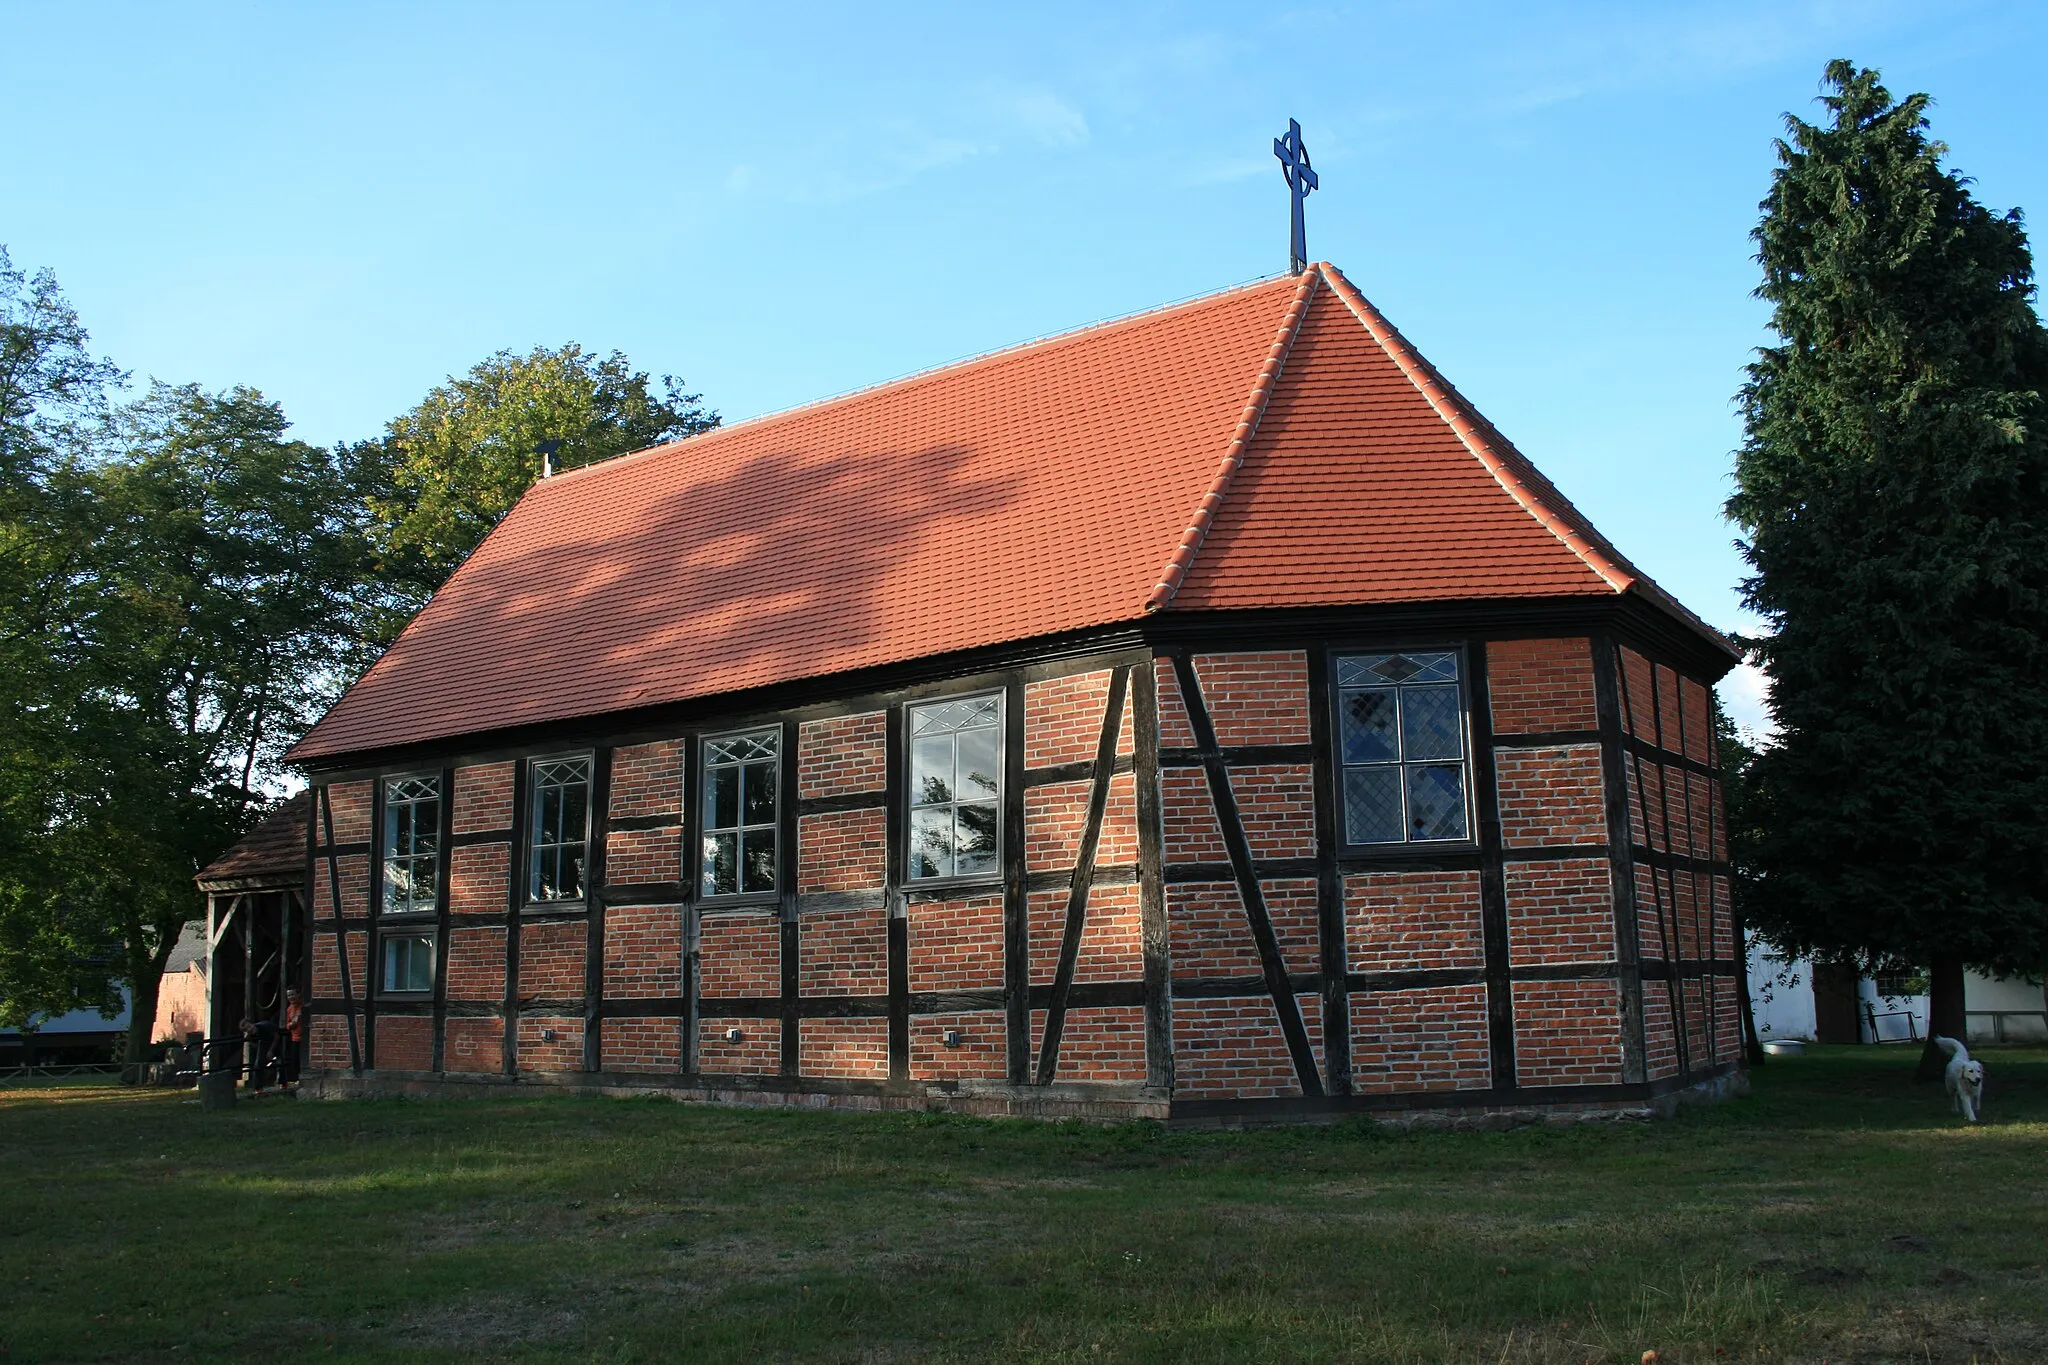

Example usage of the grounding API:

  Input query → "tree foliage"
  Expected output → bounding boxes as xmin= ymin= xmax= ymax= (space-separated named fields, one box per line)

xmin=361 ymin=345 xmax=716 ymax=635
xmin=0 ymin=247 xmax=718 ymax=1064
xmin=1728 ymin=62 xmax=2048 ymax=1059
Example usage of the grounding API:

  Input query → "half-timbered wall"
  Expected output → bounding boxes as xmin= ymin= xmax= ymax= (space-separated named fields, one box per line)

xmin=303 ymin=626 xmax=1740 ymax=1120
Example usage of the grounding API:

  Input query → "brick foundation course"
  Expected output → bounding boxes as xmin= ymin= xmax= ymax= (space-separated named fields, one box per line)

xmin=799 ymin=1017 xmax=888 ymax=1079
xmin=373 ymin=1016 xmax=433 ymax=1072
xmin=909 ymin=1011 xmax=1006 ymax=1081
xmin=1350 ymin=985 xmax=1490 ymax=1093
xmin=698 ymin=1018 xmax=780 ymax=1075
xmin=1173 ymin=995 xmax=1323 ymax=1099
xmin=604 ymin=1017 xmax=683 ymax=1073
xmin=1513 ymin=979 xmax=1624 ymax=1087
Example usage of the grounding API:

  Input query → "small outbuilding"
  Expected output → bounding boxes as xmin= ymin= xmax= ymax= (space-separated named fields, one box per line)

xmin=279 ymin=263 xmax=1742 ymax=1123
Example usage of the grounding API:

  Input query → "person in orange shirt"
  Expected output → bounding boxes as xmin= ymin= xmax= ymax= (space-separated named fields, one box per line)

xmin=281 ymin=988 xmax=306 ymax=1090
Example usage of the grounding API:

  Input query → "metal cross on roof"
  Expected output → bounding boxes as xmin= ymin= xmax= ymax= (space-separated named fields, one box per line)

xmin=1273 ymin=118 xmax=1318 ymax=276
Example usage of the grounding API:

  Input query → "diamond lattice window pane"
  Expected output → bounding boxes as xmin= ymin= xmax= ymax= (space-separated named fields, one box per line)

xmin=1372 ymin=655 xmax=1423 ymax=683
xmin=1406 ymin=765 xmax=1468 ymax=841
xmin=1343 ymin=767 xmax=1403 ymax=844
xmin=910 ymin=807 xmax=954 ymax=879
xmin=1401 ymin=685 xmax=1463 ymax=761
xmin=707 ymin=731 xmax=777 ymax=764
xmin=1340 ymin=688 xmax=1399 ymax=764
xmin=1409 ymin=652 xmax=1458 ymax=683
xmin=533 ymin=758 xmax=588 ymax=789
xmin=1336 ymin=655 xmax=1387 ymax=688
xmin=913 ymin=696 xmax=999 ymax=735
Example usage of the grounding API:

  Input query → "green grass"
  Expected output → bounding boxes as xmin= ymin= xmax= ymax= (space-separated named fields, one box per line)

xmin=3 ymin=1047 xmax=2044 ymax=1363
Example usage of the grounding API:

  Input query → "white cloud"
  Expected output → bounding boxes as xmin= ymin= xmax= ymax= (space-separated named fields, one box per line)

xmin=982 ymin=85 xmax=1089 ymax=148
xmin=1717 ymin=661 xmax=1777 ymax=745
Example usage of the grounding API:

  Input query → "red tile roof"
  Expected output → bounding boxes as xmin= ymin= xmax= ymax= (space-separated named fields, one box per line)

xmin=288 ymin=264 xmax=1729 ymax=763
xmin=196 ymin=792 xmax=310 ymax=888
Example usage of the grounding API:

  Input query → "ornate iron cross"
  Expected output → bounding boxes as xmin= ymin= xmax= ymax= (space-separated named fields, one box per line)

xmin=1273 ymin=118 xmax=1318 ymax=276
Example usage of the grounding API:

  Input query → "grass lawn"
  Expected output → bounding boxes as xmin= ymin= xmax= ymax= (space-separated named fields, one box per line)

xmin=3 ymin=1047 xmax=2044 ymax=1363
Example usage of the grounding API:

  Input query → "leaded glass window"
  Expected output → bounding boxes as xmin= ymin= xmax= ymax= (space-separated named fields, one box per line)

xmin=701 ymin=729 xmax=780 ymax=897
xmin=528 ymin=756 xmax=590 ymax=902
xmin=381 ymin=933 xmax=434 ymax=994
xmin=907 ymin=694 xmax=1001 ymax=881
xmin=381 ymin=775 xmax=440 ymax=917
xmin=1335 ymin=651 xmax=1470 ymax=845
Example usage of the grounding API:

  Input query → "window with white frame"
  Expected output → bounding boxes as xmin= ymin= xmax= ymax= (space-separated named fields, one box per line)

xmin=528 ymin=756 xmax=591 ymax=902
xmin=1334 ymin=651 xmax=1471 ymax=846
xmin=381 ymin=775 xmax=440 ymax=917
xmin=907 ymin=694 xmax=1001 ymax=881
xmin=381 ymin=932 xmax=434 ymax=994
xmin=701 ymin=728 xmax=780 ymax=897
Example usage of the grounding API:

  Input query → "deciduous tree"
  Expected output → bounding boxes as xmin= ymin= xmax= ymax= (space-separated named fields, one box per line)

xmin=361 ymin=345 xmax=717 ymax=638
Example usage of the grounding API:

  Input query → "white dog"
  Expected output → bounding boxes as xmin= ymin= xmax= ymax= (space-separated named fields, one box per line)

xmin=1935 ymin=1036 xmax=1985 ymax=1123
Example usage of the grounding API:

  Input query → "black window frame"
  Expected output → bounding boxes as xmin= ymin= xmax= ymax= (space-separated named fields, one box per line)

xmin=696 ymin=726 xmax=783 ymax=906
xmin=525 ymin=751 xmax=594 ymax=906
xmin=376 ymin=929 xmax=436 ymax=998
xmin=377 ymin=771 xmax=442 ymax=921
xmin=1328 ymin=645 xmax=1479 ymax=855
xmin=903 ymin=689 xmax=1006 ymax=889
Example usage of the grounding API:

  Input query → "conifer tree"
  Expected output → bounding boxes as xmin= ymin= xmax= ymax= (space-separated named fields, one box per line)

xmin=1729 ymin=62 xmax=2048 ymax=1077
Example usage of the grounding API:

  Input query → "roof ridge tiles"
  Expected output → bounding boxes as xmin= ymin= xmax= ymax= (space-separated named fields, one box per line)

xmin=1316 ymin=262 xmax=1636 ymax=596
xmin=544 ymin=270 xmax=1295 ymax=491
xmin=1146 ymin=268 xmax=1320 ymax=612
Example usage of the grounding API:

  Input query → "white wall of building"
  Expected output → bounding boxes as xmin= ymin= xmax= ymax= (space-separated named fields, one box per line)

xmin=1747 ymin=948 xmax=1817 ymax=1041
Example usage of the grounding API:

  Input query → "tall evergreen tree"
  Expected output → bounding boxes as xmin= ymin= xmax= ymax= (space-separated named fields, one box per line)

xmin=1729 ymin=62 xmax=2048 ymax=1077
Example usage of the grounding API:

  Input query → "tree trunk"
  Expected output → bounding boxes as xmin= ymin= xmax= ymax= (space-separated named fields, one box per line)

xmin=1915 ymin=955 xmax=1968 ymax=1081
xmin=123 ymin=958 xmax=164 ymax=1077
xmin=120 ymin=927 xmax=181 ymax=1078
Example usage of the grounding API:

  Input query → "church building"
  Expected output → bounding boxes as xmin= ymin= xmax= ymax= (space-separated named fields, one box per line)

xmin=277 ymin=261 xmax=1744 ymax=1123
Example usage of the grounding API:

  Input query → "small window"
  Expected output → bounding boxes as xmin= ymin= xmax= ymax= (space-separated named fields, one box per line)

xmin=701 ymin=728 xmax=780 ymax=897
xmin=907 ymin=694 xmax=1002 ymax=881
xmin=1334 ymin=651 xmax=1471 ymax=845
xmin=381 ymin=933 xmax=435 ymax=994
xmin=529 ymin=756 xmax=591 ymax=902
xmin=381 ymin=775 xmax=440 ymax=916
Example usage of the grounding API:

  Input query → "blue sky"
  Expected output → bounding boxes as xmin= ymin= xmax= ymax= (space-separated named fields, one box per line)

xmin=6 ymin=2 xmax=2044 ymax=730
